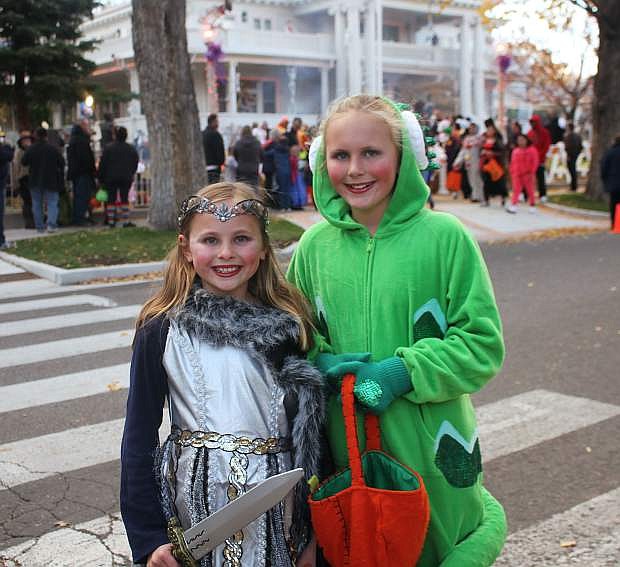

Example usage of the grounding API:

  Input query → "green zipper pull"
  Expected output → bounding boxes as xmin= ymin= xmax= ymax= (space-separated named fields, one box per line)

xmin=366 ymin=238 xmax=374 ymax=253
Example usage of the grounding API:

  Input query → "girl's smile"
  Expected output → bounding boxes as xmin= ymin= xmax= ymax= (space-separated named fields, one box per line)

xmin=179 ymin=207 xmax=266 ymax=300
xmin=325 ymin=110 xmax=399 ymax=234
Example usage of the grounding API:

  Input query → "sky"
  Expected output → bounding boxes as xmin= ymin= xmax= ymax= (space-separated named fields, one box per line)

xmin=488 ymin=0 xmax=599 ymax=76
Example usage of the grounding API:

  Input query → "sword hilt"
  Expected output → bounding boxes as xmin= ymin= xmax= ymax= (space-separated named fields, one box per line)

xmin=167 ymin=516 xmax=198 ymax=567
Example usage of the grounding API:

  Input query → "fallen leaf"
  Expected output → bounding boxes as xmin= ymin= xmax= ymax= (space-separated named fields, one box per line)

xmin=54 ymin=521 xmax=71 ymax=528
xmin=560 ymin=540 xmax=576 ymax=548
xmin=595 ymin=326 xmax=602 ymax=332
xmin=585 ymin=446 xmax=592 ymax=453
xmin=527 ymin=282 xmax=534 ymax=288
xmin=107 ymin=381 xmax=122 ymax=392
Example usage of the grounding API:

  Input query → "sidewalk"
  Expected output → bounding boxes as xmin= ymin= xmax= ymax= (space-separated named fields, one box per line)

xmin=1 ymin=196 xmax=609 ymax=285
xmin=275 ymin=194 xmax=608 ymax=242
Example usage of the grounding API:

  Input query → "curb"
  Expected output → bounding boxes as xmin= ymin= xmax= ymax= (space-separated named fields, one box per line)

xmin=544 ymin=202 xmax=608 ymax=218
xmin=0 ymin=251 xmax=166 ymax=285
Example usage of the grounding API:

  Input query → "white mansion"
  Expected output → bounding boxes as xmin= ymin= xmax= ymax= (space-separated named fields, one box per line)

xmin=81 ymin=0 xmax=498 ymax=138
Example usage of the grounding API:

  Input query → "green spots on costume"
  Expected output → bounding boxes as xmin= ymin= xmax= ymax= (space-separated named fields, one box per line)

xmin=413 ymin=298 xmax=447 ymax=342
xmin=433 ymin=421 xmax=482 ymax=488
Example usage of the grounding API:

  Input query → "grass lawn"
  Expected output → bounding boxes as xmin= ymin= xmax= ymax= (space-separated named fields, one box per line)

xmin=548 ymin=192 xmax=608 ymax=212
xmin=7 ymin=219 xmax=304 ymax=269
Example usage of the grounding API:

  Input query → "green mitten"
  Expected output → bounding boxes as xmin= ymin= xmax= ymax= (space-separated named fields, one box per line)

xmin=315 ymin=352 xmax=372 ymax=392
xmin=353 ymin=357 xmax=411 ymax=414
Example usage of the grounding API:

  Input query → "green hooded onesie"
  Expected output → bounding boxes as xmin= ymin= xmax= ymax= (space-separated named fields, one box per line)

xmin=287 ymin=103 xmax=507 ymax=566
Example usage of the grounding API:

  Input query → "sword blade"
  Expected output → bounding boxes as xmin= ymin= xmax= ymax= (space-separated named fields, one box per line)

xmin=183 ymin=467 xmax=303 ymax=561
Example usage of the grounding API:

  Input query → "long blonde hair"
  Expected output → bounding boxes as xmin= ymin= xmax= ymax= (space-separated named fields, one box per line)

xmin=135 ymin=182 xmax=315 ymax=351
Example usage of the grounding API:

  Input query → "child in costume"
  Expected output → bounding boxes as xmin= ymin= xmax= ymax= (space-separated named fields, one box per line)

xmin=121 ymin=182 xmax=324 ymax=566
xmin=507 ymin=133 xmax=539 ymax=213
xmin=287 ymin=95 xmax=507 ymax=566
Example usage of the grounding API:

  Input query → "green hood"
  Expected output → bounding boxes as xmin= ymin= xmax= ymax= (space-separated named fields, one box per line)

xmin=313 ymin=99 xmax=430 ymax=236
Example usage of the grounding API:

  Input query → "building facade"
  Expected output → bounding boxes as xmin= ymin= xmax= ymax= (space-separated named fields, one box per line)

xmin=80 ymin=0 xmax=497 ymax=141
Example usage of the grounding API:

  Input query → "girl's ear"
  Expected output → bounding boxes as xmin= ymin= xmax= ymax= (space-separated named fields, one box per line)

xmin=178 ymin=234 xmax=193 ymax=263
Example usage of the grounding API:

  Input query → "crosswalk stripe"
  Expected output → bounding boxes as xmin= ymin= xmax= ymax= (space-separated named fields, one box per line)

xmin=477 ymin=389 xmax=620 ymax=462
xmin=0 ymin=415 xmax=170 ymax=491
xmin=0 ymin=278 xmax=55 ymax=299
xmin=1 ymin=389 xmax=616 ymax=493
xmin=0 ymin=304 xmax=141 ymax=337
xmin=0 ymin=294 xmax=117 ymax=316
xmin=0 ymin=363 xmax=130 ymax=413
xmin=495 ymin=487 xmax=620 ymax=566
xmin=0 ymin=259 xmax=24 ymax=275
xmin=0 ymin=512 xmax=131 ymax=566
xmin=0 ymin=329 xmax=133 ymax=369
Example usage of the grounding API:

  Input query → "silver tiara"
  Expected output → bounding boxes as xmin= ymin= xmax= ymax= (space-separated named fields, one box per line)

xmin=178 ymin=196 xmax=269 ymax=228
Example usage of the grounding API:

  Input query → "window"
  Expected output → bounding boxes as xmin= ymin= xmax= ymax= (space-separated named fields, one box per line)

xmin=262 ymin=81 xmax=276 ymax=113
xmin=383 ymin=24 xmax=399 ymax=42
xmin=264 ymin=19 xmax=271 ymax=30
xmin=254 ymin=18 xmax=261 ymax=30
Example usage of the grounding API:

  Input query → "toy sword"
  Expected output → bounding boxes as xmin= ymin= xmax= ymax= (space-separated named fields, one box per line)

xmin=168 ymin=468 xmax=304 ymax=566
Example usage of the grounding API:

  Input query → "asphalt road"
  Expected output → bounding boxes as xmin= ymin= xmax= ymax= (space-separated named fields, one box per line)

xmin=0 ymin=231 xmax=618 ymax=566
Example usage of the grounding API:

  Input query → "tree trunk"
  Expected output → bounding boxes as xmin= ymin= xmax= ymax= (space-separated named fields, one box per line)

xmin=586 ymin=0 xmax=620 ymax=201
xmin=132 ymin=0 xmax=207 ymax=230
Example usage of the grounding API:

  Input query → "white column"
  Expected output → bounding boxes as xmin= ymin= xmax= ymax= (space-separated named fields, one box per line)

xmin=331 ymin=7 xmax=346 ymax=98
xmin=227 ymin=59 xmax=237 ymax=114
xmin=364 ymin=2 xmax=376 ymax=93
xmin=320 ymin=66 xmax=329 ymax=115
xmin=375 ymin=0 xmax=383 ymax=94
xmin=459 ymin=15 xmax=473 ymax=118
xmin=346 ymin=5 xmax=362 ymax=94
xmin=473 ymin=17 xmax=485 ymax=121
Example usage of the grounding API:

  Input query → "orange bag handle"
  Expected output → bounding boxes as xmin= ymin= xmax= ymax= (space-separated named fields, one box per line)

xmin=342 ymin=374 xmax=382 ymax=487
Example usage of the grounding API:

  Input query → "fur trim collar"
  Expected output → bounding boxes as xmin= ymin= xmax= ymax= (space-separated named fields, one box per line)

xmin=172 ymin=286 xmax=300 ymax=352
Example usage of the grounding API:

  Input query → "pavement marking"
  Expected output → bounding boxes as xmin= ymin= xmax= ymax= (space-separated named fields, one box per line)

xmin=0 ymin=278 xmax=56 ymax=300
xmin=0 ymin=294 xmax=117 ymax=316
xmin=0 ymin=512 xmax=131 ymax=566
xmin=0 ymin=304 xmax=141 ymax=337
xmin=0 ymin=363 xmax=130 ymax=413
xmin=0 ymin=329 xmax=134 ymax=369
xmin=0 ymin=414 xmax=170 ymax=491
xmin=0 ymin=259 xmax=24 ymax=276
xmin=1 ymin=389 xmax=616 ymax=492
xmin=495 ymin=488 xmax=620 ymax=566
xmin=478 ymin=389 xmax=620 ymax=462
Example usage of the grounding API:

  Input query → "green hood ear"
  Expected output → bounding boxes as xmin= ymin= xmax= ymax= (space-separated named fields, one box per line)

xmin=311 ymin=97 xmax=430 ymax=235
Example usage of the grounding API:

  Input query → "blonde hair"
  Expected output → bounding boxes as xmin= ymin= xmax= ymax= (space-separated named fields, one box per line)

xmin=135 ymin=182 xmax=315 ymax=351
xmin=320 ymin=94 xmax=403 ymax=153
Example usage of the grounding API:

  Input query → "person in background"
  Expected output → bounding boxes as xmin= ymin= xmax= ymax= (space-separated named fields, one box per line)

xmin=564 ymin=122 xmax=583 ymax=192
xmin=251 ymin=121 xmax=267 ymax=145
xmin=454 ymin=122 xmax=483 ymax=202
xmin=223 ymin=145 xmax=238 ymax=183
xmin=273 ymin=130 xmax=293 ymax=210
xmin=601 ymin=134 xmax=620 ymax=230
xmin=98 ymin=126 xmax=139 ymax=228
xmin=289 ymin=144 xmax=307 ymax=210
xmin=261 ymin=133 xmax=277 ymax=207
xmin=202 ymin=113 xmax=225 ymax=184
xmin=233 ymin=125 xmax=262 ymax=189
xmin=0 ymin=129 xmax=14 ymax=248
xmin=22 ymin=127 xmax=65 ymax=234
xmin=67 ymin=118 xmax=97 ymax=226
xmin=12 ymin=131 xmax=34 ymax=229
xmin=507 ymin=133 xmax=539 ymax=214
xmin=287 ymin=117 xmax=303 ymax=147
xmin=480 ymin=119 xmax=508 ymax=207
xmin=99 ymin=112 xmax=115 ymax=151
xmin=527 ymin=114 xmax=552 ymax=203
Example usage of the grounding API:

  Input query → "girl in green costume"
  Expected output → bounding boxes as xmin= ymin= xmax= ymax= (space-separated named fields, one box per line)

xmin=287 ymin=95 xmax=507 ymax=566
